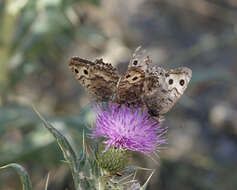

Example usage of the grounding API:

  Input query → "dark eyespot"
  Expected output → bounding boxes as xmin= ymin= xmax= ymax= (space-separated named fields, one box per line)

xmin=168 ymin=79 xmax=173 ymax=85
xmin=133 ymin=60 xmax=138 ymax=65
xmin=132 ymin=76 xmax=138 ymax=81
xmin=180 ymin=79 xmax=185 ymax=86
xmin=83 ymin=69 xmax=88 ymax=75
xmin=126 ymin=74 xmax=131 ymax=78
xmin=74 ymin=68 xmax=79 ymax=73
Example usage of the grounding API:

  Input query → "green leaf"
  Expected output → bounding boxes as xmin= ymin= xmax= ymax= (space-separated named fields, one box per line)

xmin=0 ymin=163 xmax=32 ymax=190
xmin=32 ymin=105 xmax=80 ymax=189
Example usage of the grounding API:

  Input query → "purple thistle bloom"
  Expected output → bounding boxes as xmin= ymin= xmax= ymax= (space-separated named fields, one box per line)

xmin=90 ymin=104 xmax=167 ymax=158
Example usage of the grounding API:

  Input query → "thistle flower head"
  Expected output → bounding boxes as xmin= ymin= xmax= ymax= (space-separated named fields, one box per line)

xmin=90 ymin=104 xmax=167 ymax=158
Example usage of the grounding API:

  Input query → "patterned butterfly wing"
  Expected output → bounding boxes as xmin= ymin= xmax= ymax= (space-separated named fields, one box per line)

xmin=69 ymin=57 xmax=120 ymax=102
xmin=143 ymin=66 xmax=192 ymax=116
xmin=116 ymin=46 xmax=152 ymax=106
xmin=128 ymin=46 xmax=152 ymax=72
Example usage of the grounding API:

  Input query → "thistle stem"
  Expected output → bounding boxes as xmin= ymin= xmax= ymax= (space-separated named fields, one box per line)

xmin=98 ymin=176 xmax=105 ymax=190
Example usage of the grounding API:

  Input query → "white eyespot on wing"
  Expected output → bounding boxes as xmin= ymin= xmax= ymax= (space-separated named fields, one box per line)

xmin=165 ymin=67 xmax=192 ymax=94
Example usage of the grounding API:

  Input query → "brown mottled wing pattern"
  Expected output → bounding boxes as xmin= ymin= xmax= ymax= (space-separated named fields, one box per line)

xmin=68 ymin=57 xmax=120 ymax=102
xmin=115 ymin=46 xmax=152 ymax=105
xmin=116 ymin=67 xmax=145 ymax=105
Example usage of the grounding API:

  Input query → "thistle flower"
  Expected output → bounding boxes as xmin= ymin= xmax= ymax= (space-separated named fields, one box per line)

xmin=91 ymin=104 xmax=167 ymax=158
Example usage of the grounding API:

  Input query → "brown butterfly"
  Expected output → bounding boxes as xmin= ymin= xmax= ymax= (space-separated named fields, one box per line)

xmin=68 ymin=46 xmax=192 ymax=119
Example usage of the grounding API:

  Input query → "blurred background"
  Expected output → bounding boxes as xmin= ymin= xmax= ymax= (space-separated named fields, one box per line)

xmin=0 ymin=0 xmax=237 ymax=189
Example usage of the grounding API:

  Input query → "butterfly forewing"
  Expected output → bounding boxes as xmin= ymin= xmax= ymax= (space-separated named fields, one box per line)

xmin=116 ymin=67 xmax=145 ymax=105
xmin=69 ymin=57 xmax=120 ymax=102
xmin=115 ymin=47 xmax=154 ymax=106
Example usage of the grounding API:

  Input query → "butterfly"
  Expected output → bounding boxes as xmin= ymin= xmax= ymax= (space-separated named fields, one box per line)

xmin=68 ymin=46 xmax=192 ymax=120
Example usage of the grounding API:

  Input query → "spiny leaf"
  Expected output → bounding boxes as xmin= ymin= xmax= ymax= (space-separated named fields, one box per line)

xmin=44 ymin=173 xmax=50 ymax=190
xmin=78 ymin=130 xmax=87 ymax=170
xmin=121 ymin=166 xmax=141 ymax=175
xmin=121 ymin=166 xmax=153 ymax=176
xmin=0 ymin=163 xmax=32 ymax=190
xmin=32 ymin=105 xmax=80 ymax=189
xmin=140 ymin=170 xmax=155 ymax=190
